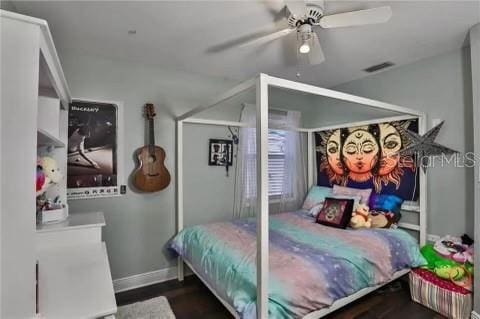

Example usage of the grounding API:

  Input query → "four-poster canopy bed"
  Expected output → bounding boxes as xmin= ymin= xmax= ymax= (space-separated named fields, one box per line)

xmin=174 ymin=73 xmax=428 ymax=319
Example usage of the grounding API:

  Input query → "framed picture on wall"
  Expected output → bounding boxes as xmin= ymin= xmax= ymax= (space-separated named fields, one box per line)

xmin=208 ymin=139 xmax=233 ymax=166
xmin=66 ymin=99 xmax=126 ymax=199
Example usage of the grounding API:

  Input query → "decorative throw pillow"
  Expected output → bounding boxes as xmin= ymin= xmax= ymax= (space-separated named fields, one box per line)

xmin=316 ymin=197 xmax=354 ymax=229
xmin=308 ymin=194 xmax=361 ymax=217
xmin=332 ymin=185 xmax=372 ymax=205
xmin=302 ymin=186 xmax=333 ymax=210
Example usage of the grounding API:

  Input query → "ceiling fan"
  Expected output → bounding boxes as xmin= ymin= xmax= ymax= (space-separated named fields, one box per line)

xmin=228 ymin=0 xmax=393 ymax=65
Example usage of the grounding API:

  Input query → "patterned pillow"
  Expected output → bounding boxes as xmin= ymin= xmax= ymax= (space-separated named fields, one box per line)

xmin=308 ymin=194 xmax=361 ymax=217
xmin=302 ymin=186 xmax=333 ymax=210
xmin=332 ymin=185 xmax=372 ymax=205
xmin=316 ymin=197 xmax=354 ymax=229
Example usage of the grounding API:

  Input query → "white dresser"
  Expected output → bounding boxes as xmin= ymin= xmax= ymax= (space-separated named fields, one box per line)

xmin=36 ymin=212 xmax=117 ymax=319
xmin=1 ymin=10 xmax=117 ymax=318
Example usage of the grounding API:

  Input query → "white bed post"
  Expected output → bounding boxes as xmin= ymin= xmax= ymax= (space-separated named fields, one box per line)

xmin=418 ymin=114 xmax=428 ymax=246
xmin=176 ymin=120 xmax=184 ymax=281
xmin=256 ymin=73 xmax=269 ymax=319
xmin=307 ymin=131 xmax=314 ymax=189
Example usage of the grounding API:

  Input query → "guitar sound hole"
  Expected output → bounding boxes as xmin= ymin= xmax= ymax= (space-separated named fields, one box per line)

xmin=148 ymin=155 xmax=156 ymax=163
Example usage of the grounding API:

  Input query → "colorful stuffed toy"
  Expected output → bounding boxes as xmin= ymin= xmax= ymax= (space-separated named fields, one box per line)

xmin=434 ymin=236 xmax=474 ymax=264
xmin=421 ymin=244 xmax=473 ymax=291
xmin=36 ymin=159 xmax=46 ymax=192
xmin=36 ymin=157 xmax=63 ymax=196
xmin=350 ymin=204 xmax=372 ymax=229
xmin=370 ymin=212 xmax=389 ymax=228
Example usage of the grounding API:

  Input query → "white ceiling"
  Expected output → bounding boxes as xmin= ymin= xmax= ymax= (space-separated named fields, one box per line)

xmin=13 ymin=1 xmax=480 ymax=88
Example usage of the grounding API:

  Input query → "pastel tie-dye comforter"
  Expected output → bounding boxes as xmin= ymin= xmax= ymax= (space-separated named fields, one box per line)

xmin=170 ymin=211 xmax=426 ymax=319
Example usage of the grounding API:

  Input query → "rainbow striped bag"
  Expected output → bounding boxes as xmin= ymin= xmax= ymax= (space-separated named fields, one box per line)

xmin=409 ymin=268 xmax=472 ymax=319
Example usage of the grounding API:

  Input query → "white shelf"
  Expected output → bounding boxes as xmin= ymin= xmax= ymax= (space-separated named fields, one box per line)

xmin=36 ymin=211 xmax=105 ymax=233
xmin=37 ymin=242 xmax=117 ymax=319
xmin=37 ymin=128 xmax=65 ymax=148
xmin=400 ymin=206 xmax=420 ymax=213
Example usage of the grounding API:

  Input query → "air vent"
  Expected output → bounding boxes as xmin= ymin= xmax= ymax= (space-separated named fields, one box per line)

xmin=363 ymin=62 xmax=395 ymax=73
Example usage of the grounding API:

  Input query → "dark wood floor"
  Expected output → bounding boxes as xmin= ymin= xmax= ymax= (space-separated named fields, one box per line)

xmin=116 ymin=275 xmax=445 ymax=319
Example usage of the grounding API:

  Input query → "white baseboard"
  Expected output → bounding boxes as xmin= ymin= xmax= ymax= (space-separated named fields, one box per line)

xmin=113 ymin=267 xmax=179 ymax=293
xmin=472 ymin=311 xmax=480 ymax=319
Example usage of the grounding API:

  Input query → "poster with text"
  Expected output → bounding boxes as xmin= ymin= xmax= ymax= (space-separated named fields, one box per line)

xmin=67 ymin=100 xmax=125 ymax=199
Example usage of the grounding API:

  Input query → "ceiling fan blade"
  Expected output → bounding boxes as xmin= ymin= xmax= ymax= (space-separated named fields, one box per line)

xmin=206 ymin=27 xmax=294 ymax=53
xmin=284 ymin=0 xmax=307 ymax=17
xmin=319 ymin=6 xmax=392 ymax=28
xmin=238 ymin=28 xmax=295 ymax=48
xmin=307 ymin=32 xmax=325 ymax=65
xmin=262 ymin=0 xmax=288 ymax=21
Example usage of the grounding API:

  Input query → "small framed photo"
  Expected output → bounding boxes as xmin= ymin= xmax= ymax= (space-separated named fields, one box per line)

xmin=209 ymin=139 xmax=233 ymax=166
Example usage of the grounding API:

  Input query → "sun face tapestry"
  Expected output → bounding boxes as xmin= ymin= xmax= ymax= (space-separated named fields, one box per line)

xmin=315 ymin=120 xmax=419 ymax=200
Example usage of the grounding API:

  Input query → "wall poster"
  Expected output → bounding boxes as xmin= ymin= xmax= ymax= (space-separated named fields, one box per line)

xmin=315 ymin=119 xmax=419 ymax=200
xmin=67 ymin=99 xmax=125 ymax=199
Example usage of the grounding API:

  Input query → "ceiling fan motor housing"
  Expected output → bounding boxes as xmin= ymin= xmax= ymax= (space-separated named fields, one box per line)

xmin=287 ymin=0 xmax=325 ymax=27
xmin=297 ymin=24 xmax=313 ymax=41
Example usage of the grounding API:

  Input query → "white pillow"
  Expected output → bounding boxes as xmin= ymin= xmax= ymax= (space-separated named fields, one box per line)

xmin=329 ymin=194 xmax=362 ymax=211
xmin=308 ymin=204 xmax=324 ymax=217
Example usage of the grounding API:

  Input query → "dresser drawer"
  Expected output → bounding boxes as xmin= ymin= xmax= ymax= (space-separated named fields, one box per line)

xmin=36 ymin=211 xmax=105 ymax=252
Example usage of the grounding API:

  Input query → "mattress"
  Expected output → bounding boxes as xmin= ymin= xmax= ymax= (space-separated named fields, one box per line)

xmin=170 ymin=211 xmax=426 ymax=319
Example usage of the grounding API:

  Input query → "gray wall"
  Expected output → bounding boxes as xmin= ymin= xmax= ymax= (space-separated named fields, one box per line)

xmin=0 ymin=1 xmax=17 ymax=11
xmin=333 ymin=48 xmax=474 ymax=238
xmin=61 ymin=45 xmax=475 ymax=283
xmin=60 ymin=48 xmax=238 ymax=279
xmin=470 ymin=23 xmax=480 ymax=316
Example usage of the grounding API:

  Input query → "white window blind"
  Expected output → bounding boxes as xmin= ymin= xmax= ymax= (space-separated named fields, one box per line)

xmin=244 ymin=128 xmax=286 ymax=198
xmin=268 ymin=130 xmax=286 ymax=197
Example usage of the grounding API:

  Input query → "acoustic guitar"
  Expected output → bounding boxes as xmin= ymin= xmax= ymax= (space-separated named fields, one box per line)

xmin=133 ymin=103 xmax=171 ymax=192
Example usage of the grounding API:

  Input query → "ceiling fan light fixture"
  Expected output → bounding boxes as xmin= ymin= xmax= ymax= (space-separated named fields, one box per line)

xmin=298 ymin=25 xmax=312 ymax=54
xmin=299 ymin=41 xmax=310 ymax=54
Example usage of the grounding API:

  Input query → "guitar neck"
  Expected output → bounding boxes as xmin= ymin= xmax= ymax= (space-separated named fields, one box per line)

xmin=148 ymin=118 xmax=155 ymax=148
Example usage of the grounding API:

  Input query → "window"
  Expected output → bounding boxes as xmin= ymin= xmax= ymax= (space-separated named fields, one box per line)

xmin=268 ymin=130 xmax=286 ymax=197
xmin=244 ymin=128 xmax=287 ymax=199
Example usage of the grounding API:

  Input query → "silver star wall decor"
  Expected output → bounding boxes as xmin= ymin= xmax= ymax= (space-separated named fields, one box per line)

xmin=398 ymin=120 xmax=458 ymax=172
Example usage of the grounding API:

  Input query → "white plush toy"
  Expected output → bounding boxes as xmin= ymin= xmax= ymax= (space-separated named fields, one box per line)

xmin=36 ymin=157 xmax=63 ymax=196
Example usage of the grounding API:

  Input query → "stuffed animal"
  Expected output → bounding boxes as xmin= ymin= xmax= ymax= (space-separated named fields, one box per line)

xmin=369 ymin=211 xmax=398 ymax=228
xmin=370 ymin=212 xmax=389 ymax=228
xmin=421 ymin=244 xmax=474 ymax=291
xmin=36 ymin=160 xmax=46 ymax=192
xmin=434 ymin=236 xmax=474 ymax=264
xmin=36 ymin=157 xmax=63 ymax=196
xmin=350 ymin=204 xmax=372 ymax=229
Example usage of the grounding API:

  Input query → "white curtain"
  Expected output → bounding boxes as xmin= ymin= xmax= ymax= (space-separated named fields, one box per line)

xmin=233 ymin=105 xmax=257 ymax=218
xmin=233 ymin=105 xmax=307 ymax=218
xmin=278 ymin=111 xmax=307 ymax=212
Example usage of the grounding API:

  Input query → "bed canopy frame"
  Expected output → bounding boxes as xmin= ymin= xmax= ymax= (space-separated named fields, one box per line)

xmin=175 ymin=73 xmax=427 ymax=319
